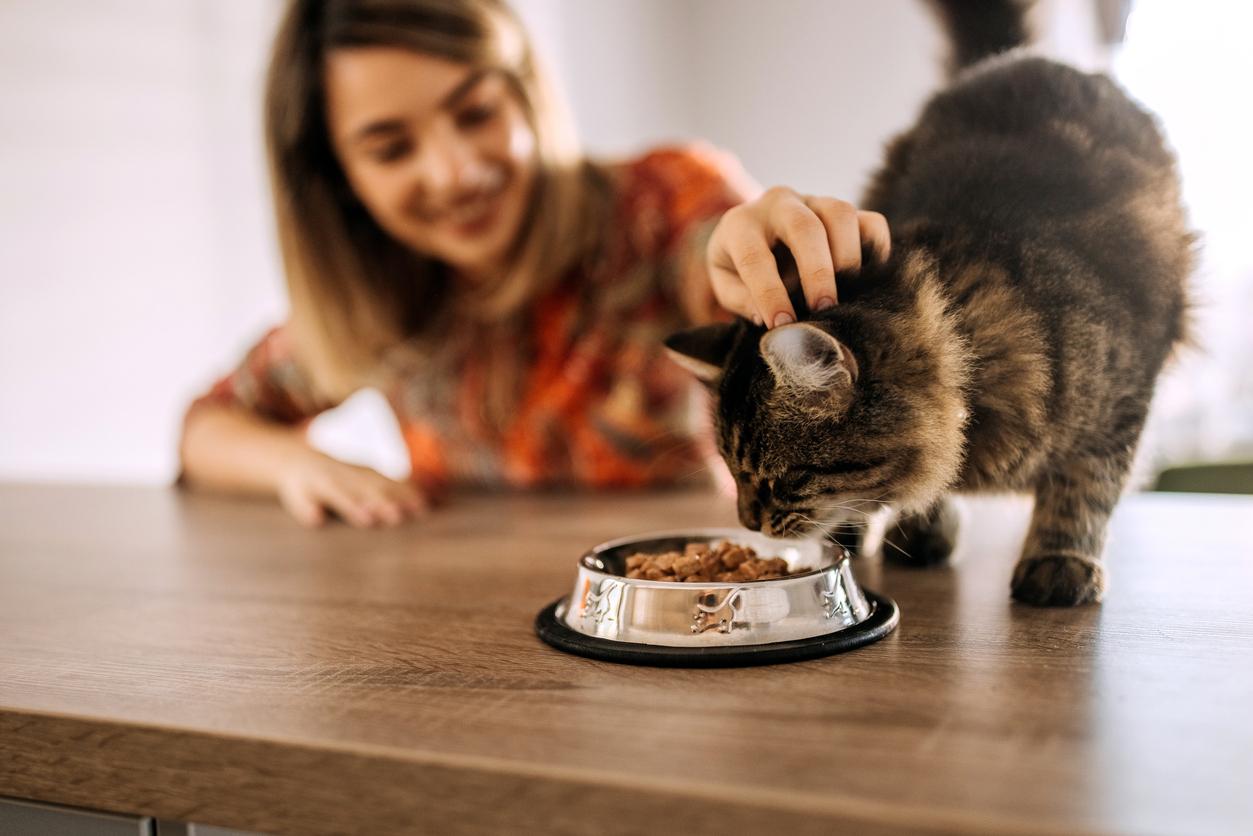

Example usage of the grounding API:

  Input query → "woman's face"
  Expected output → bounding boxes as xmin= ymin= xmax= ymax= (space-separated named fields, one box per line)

xmin=324 ymin=47 xmax=537 ymax=280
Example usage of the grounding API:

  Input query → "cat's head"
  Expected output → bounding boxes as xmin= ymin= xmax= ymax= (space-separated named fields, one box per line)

xmin=665 ymin=252 xmax=969 ymax=538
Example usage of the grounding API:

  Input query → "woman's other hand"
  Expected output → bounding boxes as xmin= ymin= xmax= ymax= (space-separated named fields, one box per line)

xmin=706 ymin=187 xmax=891 ymax=327
xmin=276 ymin=450 xmax=428 ymax=528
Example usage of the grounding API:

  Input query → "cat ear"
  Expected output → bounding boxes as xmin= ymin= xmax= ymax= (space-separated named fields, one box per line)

xmin=664 ymin=323 xmax=737 ymax=386
xmin=760 ymin=323 xmax=859 ymax=408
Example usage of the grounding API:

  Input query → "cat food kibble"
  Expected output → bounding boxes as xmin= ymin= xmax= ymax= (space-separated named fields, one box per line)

xmin=624 ymin=541 xmax=795 ymax=582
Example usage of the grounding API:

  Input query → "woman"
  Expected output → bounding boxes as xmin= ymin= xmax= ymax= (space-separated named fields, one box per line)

xmin=179 ymin=0 xmax=890 ymax=527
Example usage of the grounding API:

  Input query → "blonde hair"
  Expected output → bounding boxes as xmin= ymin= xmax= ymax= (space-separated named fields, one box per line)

xmin=265 ymin=0 xmax=612 ymax=399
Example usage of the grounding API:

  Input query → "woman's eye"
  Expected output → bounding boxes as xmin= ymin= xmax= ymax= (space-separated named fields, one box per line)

xmin=456 ymin=104 xmax=497 ymax=129
xmin=370 ymin=140 xmax=411 ymax=164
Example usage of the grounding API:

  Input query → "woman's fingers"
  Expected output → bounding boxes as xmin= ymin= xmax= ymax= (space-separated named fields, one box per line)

xmin=707 ymin=188 xmax=892 ymax=328
xmin=720 ymin=217 xmax=795 ymax=327
xmin=708 ymin=262 xmax=759 ymax=323
xmin=768 ymin=193 xmax=838 ymax=315
xmin=858 ymin=210 xmax=891 ymax=263
xmin=362 ymin=476 xmax=427 ymax=525
xmin=388 ymin=479 xmax=428 ymax=516
xmin=395 ymin=490 xmax=429 ymax=518
xmin=276 ymin=451 xmax=430 ymax=529
xmin=367 ymin=499 xmax=404 ymax=527
xmin=281 ymin=484 xmax=327 ymax=528
xmin=324 ymin=483 xmax=376 ymax=527
xmin=802 ymin=197 xmax=866 ymax=300
xmin=349 ymin=471 xmax=428 ymax=527
xmin=708 ymin=206 xmax=771 ymax=323
xmin=728 ymin=186 xmax=840 ymax=326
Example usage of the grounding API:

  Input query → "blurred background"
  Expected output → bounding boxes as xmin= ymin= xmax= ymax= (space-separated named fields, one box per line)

xmin=1 ymin=0 xmax=1249 ymax=489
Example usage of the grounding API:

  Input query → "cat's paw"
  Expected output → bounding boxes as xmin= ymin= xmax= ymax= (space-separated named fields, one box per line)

xmin=1011 ymin=554 xmax=1106 ymax=606
xmin=881 ymin=502 xmax=959 ymax=567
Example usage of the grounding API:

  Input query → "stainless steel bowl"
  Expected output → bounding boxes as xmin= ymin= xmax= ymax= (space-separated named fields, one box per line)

xmin=554 ymin=528 xmax=879 ymax=648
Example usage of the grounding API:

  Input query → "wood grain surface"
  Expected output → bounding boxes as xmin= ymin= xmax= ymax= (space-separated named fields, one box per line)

xmin=1 ymin=484 xmax=1251 ymax=835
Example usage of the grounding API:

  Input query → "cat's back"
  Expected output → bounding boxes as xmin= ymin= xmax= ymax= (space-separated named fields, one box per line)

xmin=928 ymin=56 xmax=1171 ymax=170
xmin=871 ymin=56 xmax=1177 ymax=232
xmin=864 ymin=54 xmax=1192 ymax=351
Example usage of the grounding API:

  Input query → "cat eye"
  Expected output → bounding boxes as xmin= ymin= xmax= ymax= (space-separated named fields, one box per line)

xmin=796 ymin=457 xmax=889 ymax=478
xmin=778 ymin=471 xmax=817 ymax=492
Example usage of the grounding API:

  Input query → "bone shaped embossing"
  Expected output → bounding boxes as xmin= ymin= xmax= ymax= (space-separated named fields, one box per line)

xmin=691 ymin=587 xmax=745 ymax=634
xmin=822 ymin=585 xmax=851 ymax=619
xmin=584 ymin=579 xmax=624 ymax=625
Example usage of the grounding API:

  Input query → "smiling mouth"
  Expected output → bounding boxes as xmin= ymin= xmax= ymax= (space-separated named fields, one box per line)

xmin=442 ymin=193 xmax=500 ymax=227
xmin=420 ymin=169 xmax=510 ymax=230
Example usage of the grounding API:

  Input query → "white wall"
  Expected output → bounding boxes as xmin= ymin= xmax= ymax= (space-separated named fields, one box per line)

xmin=682 ymin=0 xmax=944 ymax=200
xmin=0 ymin=1 xmax=1097 ymax=484
xmin=1 ymin=0 xmax=288 ymax=483
xmin=515 ymin=0 xmax=947 ymax=198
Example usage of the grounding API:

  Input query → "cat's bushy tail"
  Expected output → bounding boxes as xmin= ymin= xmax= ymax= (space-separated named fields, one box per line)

xmin=926 ymin=0 xmax=1032 ymax=76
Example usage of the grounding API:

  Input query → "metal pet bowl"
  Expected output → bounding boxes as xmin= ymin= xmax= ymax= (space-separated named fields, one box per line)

xmin=534 ymin=528 xmax=898 ymax=667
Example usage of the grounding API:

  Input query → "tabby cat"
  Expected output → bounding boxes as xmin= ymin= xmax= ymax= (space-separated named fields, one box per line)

xmin=665 ymin=1 xmax=1193 ymax=605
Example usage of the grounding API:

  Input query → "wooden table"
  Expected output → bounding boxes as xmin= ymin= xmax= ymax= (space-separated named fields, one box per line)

xmin=1 ymin=484 xmax=1250 ymax=835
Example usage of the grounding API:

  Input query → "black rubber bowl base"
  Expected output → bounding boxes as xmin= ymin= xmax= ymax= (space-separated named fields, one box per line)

xmin=534 ymin=590 xmax=899 ymax=668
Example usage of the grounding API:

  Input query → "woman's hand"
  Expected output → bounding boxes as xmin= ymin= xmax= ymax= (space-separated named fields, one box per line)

xmin=706 ymin=187 xmax=891 ymax=327
xmin=276 ymin=449 xmax=428 ymax=528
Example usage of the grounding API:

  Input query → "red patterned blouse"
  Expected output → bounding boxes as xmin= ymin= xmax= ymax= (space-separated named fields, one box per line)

xmin=187 ymin=145 xmax=753 ymax=494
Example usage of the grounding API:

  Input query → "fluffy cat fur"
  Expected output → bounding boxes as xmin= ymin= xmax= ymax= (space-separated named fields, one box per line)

xmin=665 ymin=1 xmax=1193 ymax=605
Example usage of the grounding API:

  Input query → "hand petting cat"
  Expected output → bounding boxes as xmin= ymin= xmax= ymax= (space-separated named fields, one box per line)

xmin=706 ymin=186 xmax=891 ymax=328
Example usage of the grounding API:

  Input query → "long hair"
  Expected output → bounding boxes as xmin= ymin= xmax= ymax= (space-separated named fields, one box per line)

xmin=265 ymin=0 xmax=612 ymax=399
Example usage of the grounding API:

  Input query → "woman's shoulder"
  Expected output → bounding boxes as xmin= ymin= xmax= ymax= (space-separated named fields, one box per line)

xmin=608 ymin=142 xmax=756 ymax=201
xmin=595 ymin=143 xmax=757 ymax=257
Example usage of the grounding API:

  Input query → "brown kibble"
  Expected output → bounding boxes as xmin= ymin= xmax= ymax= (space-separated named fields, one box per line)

xmin=619 ymin=541 xmax=799 ymax=583
xmin=673 ymin=555 xmax=702 ymax=576
xmin=738 ymin=561 xmax=764 ymax=580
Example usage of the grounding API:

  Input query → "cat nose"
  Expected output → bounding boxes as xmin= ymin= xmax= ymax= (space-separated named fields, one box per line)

xmin=737 ymin=495 xmax=763 ymax=531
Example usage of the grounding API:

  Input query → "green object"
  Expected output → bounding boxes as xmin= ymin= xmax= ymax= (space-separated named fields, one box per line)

xmin=1152 ymin=462 xmax=1253 ymax=495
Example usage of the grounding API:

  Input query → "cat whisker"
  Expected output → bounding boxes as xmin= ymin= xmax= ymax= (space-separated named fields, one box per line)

xmin=793 ymin=511 xmax=867 ymax=533
xmin=791 ymin=512 xmax=855 ymax=545
xmin=809 ymin=503 xmax=877 ymax=520
xmin=673 ymin=462 xmax=712 ymax=481
xmin=880 ymin=535 xmax=911 ymax=560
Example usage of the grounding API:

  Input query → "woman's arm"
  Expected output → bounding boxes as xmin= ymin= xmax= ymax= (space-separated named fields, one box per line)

xmin=179 ymin=326 xmax=426 ymax=528
xmin=180 ymin=403 xmax=315 ymax=497
xmin=179 ymin=405 xmax=426 ymax=528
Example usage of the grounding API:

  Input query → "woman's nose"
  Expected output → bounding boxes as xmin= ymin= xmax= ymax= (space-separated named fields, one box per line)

xmin=413 ymin=124 xmax=476 ymax=204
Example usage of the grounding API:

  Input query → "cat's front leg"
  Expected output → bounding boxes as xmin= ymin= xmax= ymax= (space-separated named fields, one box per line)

xmin=1013 ymin=449 xmax=1132 ymax=605
xmin=881 ymin=496 xmax=960 ymax=566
